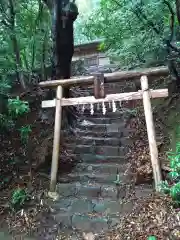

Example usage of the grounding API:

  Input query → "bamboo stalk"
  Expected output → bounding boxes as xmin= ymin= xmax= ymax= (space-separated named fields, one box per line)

xmin=140 ymin=76 xmax=162 ymax=191
xmin=49 ymin=85 xmax=63 ymax=193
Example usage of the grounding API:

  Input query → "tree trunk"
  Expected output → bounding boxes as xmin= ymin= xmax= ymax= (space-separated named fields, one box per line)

xmin=43 ymin=0 xmax=78 ymax=125
xmin=11 ymin=35 xmax=26 ymax=90
xmin=9 ymin=0 xmax=26 ymax=90
xmin=42 ymin=31 xmax=48 ymax=80
xmin=176 ymin=0 xmax=180 ymax=25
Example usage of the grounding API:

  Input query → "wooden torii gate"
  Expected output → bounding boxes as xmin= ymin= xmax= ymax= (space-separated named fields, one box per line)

xmin=39 ymin=66 xmax=169 ymax=196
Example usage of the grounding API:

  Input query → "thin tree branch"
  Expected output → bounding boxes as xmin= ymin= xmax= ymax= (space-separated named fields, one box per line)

xmin=166 ymin=41 xmax=180 ymax=54
xmin=163 ymin=1 xmax=180 ymax=53
xmin=0 ymin=3 xmax=11 ymax=22
xmin=1 ymin=19 xmax=10 ymax=27
xmin=163 ymin=1 xmax=180 ymax=85
xmin=42 ymin=0 xmax=53 ymax=11
xmin=8 ymin=0 xmax=26 ymax=89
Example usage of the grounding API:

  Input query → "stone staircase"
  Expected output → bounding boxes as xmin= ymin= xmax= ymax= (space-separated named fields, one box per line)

xmin=48 ymin=83 xmax=153 ymax=238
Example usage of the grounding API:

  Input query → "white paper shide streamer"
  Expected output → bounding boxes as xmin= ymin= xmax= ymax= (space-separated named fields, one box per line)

xmin=102 ymin=102 xmax=106 ymax=115
xmin=90 ymin=103 xmax=94 ymax=115
xmin=112 ymin=100 xmax=117 ymax=112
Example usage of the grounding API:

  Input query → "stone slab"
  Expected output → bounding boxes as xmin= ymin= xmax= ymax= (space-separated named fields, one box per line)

xmin=72 ymin=215 xmax=109 ymax=232
xmin=67 ymin=145 xmax=128 ymax=156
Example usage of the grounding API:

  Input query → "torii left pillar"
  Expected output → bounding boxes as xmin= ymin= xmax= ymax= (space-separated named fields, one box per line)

xmin=48 ymin=85 xmax=63 ymax=199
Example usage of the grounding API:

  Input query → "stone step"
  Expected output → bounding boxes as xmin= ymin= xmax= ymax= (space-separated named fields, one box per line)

xmin=51 ymin=198 xmax=134 ymax=232
xmin=75 ymin=183 xmax=127 ymax=200
xmin=69 ymin=153 xmax=126 ymax=164
xmin=55 ymin=184 xmax=152 ymax=202
xmin=53 ymin=211 xmax=120 ymax=232
xmin=52 ymin=198 xmax=125 ymax=216
xmin=0 ymin=233 xmax=12 ymax=240
xmin=72 ymin=136 xmax=131 ymax=146
xmin=59 ymin=171 xmax=129 ymax=185
xmin=74 ymin=162 xmax=129 ymax=175
xmin=78 ymin=122 xmax=126 ymax=132
xmin=0 ymin=232 xmax=34 ymax=240
xmin=73 ymin=128 xmax=133 ymax=138
xmin=51 ymin=197 xmax=128 ymax=215
xmin=56 ymin=182 xmax=127 ymax=200
xmin=80 ymin=116 xmax=130 ymax=124
xmin=66 ymin=144 xmax=128 ymax=156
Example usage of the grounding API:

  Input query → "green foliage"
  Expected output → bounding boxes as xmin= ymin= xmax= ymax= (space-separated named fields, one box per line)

xmin=83 ymin=0 xmax=177 ymax=68
xmin=160 ymin=180 xmax=170 ymax=194
xmin=114 ymin=174 xmax=121 ymax=185
xmin=147 ymin=236 xmax=157 ymax=240
xmin=126 ymin=108 xmax=138 ymax=116
xmin=11 ymin=188 xmax=29 ymax=210
xmin=98 ymin=42 xmax=105 ymax=51
xmin=0 ymin=96 xmax=30 ymax=133
xmin=160 ymin=126 xmax=180 ymax=204
xmin=0 ymin=78 xmax=11 ymax=94
xmin=74 ymin=0 xmax=100 ymax=44
xmin=8 ymin=97 xmax=30 ymax=118
xmin=170 ymin=183 xmax=180 ymax=202
xmin=19 ymin=125 xmax=32 ymax=144
xmin=0 ymin=0 xmax=51 ymax=84
xmin=0 ymin=0 xmax=176 ymax=76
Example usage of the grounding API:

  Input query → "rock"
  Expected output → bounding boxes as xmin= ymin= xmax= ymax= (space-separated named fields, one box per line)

xmin=82 ymin=232 xmax=95 ymax=240
xmin=48 ymin=191 xmax=60 ymax=201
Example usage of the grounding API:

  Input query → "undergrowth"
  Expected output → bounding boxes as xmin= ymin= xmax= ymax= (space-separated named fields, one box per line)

xmin=11 ymin=188 xmax=30 ymax=211
xmin=20 ymin=125 xmax=32 ymax=144
xmin=161 ymin=126 xmax=180 ymax=205
xmin=8 ymin=96 xmax=29 ymax=118
xmin=0 ymin=80 xmax=32 ymax=210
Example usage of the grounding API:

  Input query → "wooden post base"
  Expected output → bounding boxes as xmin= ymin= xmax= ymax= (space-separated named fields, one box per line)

xmin=50 ymin=85 xmax=63 ymax=193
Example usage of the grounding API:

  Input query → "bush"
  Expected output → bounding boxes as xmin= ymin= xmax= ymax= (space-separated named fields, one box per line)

xmin=0 ymin=95 xmax=30 ymax=133
xmin=8 ymin=96 xmax=30 ymax=118
xmin=11 ymin=188 xmax=29 ymax=210
xmin=160 ymin=126 xmax=180 ymax=205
